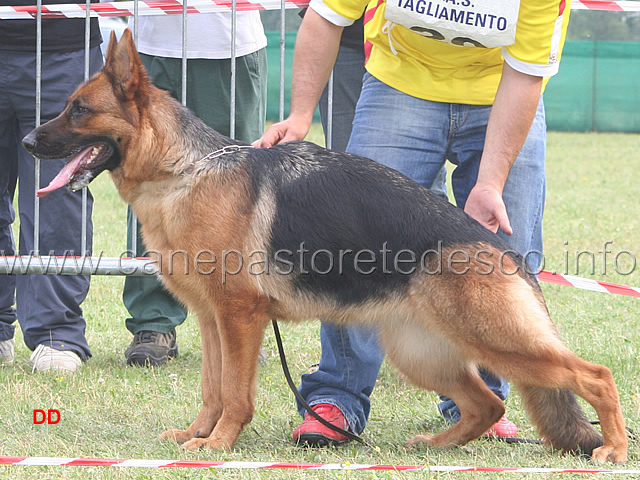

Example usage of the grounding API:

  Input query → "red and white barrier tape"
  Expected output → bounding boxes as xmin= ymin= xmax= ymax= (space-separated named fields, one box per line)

xmin=572 ymin=0 xmax=640 ymax=11
xmin=0 ymin=0 xmax=638 ymax=19
xmin=539 ymin=270 xmax=640 ymax=298
xmin=0 ymin=456 xmax=639 ymax=473
xmin=0 ymin=0 xmax=307 ymax=19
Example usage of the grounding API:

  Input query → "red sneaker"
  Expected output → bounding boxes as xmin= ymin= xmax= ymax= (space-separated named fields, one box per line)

xmin=292 ymin=403 xmax=352 ymax=447
xmin=485 ymin=415 xmax=518 ymax=437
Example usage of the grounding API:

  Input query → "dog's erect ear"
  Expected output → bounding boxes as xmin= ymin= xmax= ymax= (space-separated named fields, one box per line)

xmin=103 ymin=28 xmax=149 ymax=105
xmin=104 ymin=30 xmax=119 ymax=67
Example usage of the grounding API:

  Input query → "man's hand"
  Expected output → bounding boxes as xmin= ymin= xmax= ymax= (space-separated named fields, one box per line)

xmin=468 ymin=63 xmax=542 ymax=236
xmin=464 ymin=184 xmax=513 ymax=235
xmin=254 ymin=8 xmax=343 ymax=148
xmin=253 ymin=117 xmax=310 ymax=148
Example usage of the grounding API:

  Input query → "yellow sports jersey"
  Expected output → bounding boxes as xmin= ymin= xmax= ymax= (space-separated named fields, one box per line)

xmin=310 ymin=0 xmax=571 ymax=104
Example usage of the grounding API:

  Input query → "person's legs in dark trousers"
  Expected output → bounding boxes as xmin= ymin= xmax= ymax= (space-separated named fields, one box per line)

xmin=123 ymin=50 xmax=267 ymax=366
xmin=0 ymin=47 xmax=102 ymax=369
xmin=123 ymin=206 xmax=185 ymax=366
xmin=0 ymin=116 xmax=18 ymax=364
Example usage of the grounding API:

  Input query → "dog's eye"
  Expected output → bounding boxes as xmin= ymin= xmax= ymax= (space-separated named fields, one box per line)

xmin=70 ymin=101 xmax=91 ymax=118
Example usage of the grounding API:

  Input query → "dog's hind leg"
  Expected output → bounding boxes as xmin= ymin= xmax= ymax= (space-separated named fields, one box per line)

xmin=404 ymin=258 xmax=627 ymax=463
xmin=379 ymin=323 xmax=504 ymax=448
xmin=508 ymin=352 xmax=628 ymax=463
xmin=406 ymin=370 xmax=505 ymax=448
xmin=159 ymin=309 xmax=223 ymax=444
xmin=457 ymin=279 xmax=627 ymax=462
xmin=435 ymin=272 xmax=628 ymax=463
xmin=181 ymin=295 xmax=270 ymax=451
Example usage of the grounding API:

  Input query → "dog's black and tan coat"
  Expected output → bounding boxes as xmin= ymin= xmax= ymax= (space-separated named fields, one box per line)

xmin=23 ymin=30 xmax=628 ymax=463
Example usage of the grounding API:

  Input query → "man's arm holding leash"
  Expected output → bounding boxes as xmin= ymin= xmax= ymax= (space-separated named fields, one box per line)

xmin=254 ymin=9 xmax=343 ymax=147
xmin=464 ymin=63 xmax=543 ymax=236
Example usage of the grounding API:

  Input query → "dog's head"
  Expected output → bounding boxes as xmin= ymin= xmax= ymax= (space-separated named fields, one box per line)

xmin=23 ymin=28 xmax=150 ymax=197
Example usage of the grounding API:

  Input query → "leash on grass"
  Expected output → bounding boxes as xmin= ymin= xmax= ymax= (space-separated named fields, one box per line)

xmin=272 ymin=320 xmax=638 ymax=449
xmin=271 ymin=320 xmax=371 ymax=446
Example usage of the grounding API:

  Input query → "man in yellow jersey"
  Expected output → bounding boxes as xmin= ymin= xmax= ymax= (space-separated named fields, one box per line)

xmin=256 ymin=0 xmax=570 ymax=446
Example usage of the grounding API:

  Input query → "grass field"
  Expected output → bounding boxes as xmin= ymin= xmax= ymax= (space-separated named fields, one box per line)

xmin=0 ymin=130 xmax=639 ymax=479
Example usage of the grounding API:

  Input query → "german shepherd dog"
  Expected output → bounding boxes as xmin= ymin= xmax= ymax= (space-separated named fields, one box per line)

xmin=23 ymin=30 xmax=628 ymax=463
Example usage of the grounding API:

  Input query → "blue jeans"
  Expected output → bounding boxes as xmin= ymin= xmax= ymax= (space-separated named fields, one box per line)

xmin=298 ymin=73 xmax=546 ymax=432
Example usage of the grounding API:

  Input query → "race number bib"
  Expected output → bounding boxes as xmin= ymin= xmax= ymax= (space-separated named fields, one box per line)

xmin=384 ymin=0 xmax=521 ymax=48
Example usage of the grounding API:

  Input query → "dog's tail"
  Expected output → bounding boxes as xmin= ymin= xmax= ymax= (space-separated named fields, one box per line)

xmin=519 ymin=386 xmax=603 ymax=456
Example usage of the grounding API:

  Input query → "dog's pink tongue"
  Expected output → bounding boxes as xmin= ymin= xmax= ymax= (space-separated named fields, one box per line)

xmin=36 ymin=146 xmax=93 ymax=197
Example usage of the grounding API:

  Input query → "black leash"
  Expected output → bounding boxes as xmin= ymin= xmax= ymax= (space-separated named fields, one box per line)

xmin=271 ymin=320 xmax=369 ymax=446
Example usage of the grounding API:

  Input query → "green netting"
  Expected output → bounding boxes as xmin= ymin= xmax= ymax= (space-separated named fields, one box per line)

xmin=265 ymin=35 xmax=640 ymax=132
xmin=545 ymin=41 xmax=640 ymax=132
xmin=593 ymin=42 xmax=640 ymax=132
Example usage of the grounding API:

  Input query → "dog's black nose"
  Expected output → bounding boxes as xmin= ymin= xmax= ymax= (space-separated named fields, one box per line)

xmin=22 ymin=129 xmax=40 ymax=152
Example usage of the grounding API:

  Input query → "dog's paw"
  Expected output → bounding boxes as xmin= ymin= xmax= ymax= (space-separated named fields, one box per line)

xmin=159 ymin=428 xmax=193 ymax=444
xmin=181 ymin=436 xmax=230 ymax=451
xmin=180 ymin=437 xmax=208 ymax=451
xmin=592 ymin=445 xmax=628 ymax=464
xmin=405 ymin=434 xmax=435 ymax=447
xmin=406 ymin=434 xmax=458 ymax=449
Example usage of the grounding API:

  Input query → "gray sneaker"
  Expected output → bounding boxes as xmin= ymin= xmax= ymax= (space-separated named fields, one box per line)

xmin=0 ymin=338 xmax=14 ymax=366
xmin=125 ymin=329 xmax=178 ymax=367
xmin=30 ymin=344 xmax=82 ymax=373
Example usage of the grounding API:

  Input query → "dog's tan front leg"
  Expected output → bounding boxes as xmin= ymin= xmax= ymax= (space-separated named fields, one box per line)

xmin=160 ymin=312 xmax=223 ymax=444
xmin=181 ymin=298 xmax=268 ymax=451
